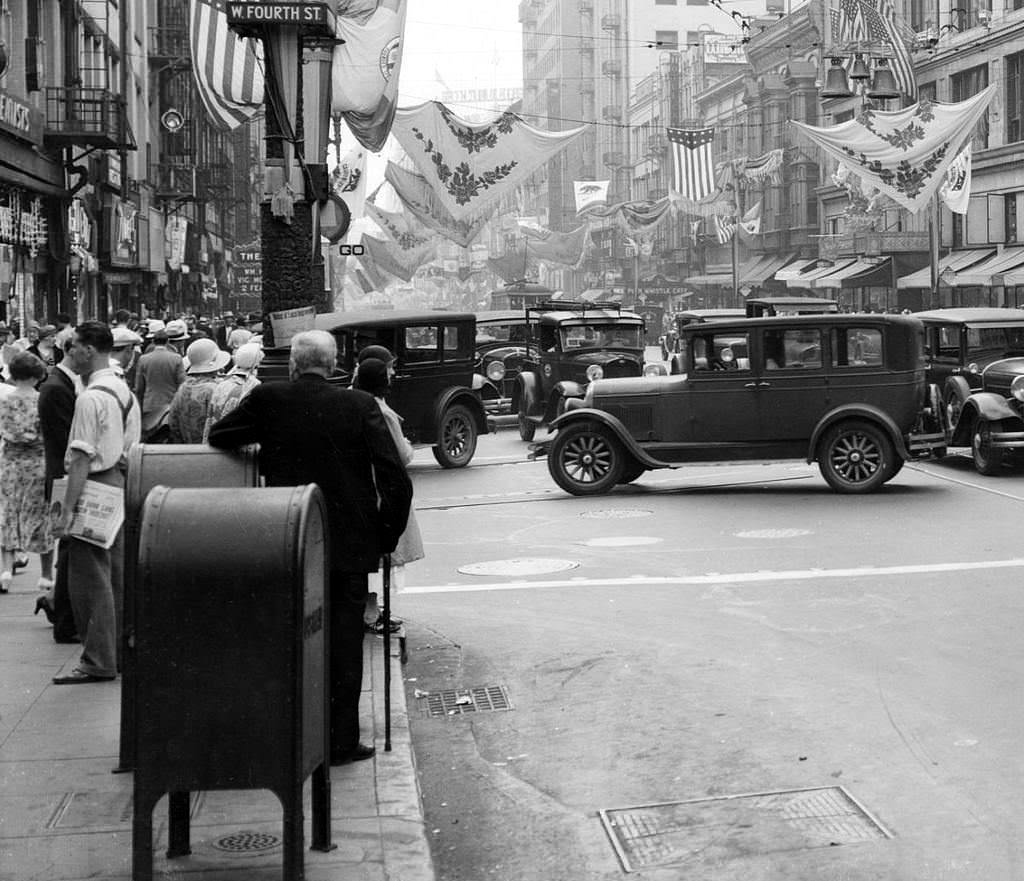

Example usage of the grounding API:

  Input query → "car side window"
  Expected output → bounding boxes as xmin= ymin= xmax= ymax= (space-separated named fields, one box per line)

xmin=934 ymin=326 xmax=960 ymax=361
xmin=691 ymin=332 xmax=751 ymax=371
xmin=442 ymin=325 xmax=460 ymax=360
xmin=405 ymin=326 xmax=439 ymax=363
xmin=763 ymin=328 xmax=822 ymax=370
xmin=831 ymin=327 xmax=883 ymax=367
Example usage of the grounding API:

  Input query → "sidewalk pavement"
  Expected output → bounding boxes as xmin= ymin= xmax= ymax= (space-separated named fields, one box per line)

xmin=0 ymin=559 xmax=436 ymax=881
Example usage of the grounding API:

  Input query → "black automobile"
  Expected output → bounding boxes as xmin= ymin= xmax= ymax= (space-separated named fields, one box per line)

xmin=259 ymin=310 xmax=491 ymax=468
xmin=514 ymin=301 xmax=645 ymax=441
xmin=474 ymin=310 xmax=531 ymax=416
xmin=917 ymin=307 xmax=1024 ymax=474
xmin=531 ymin=313 xmax=946 ymax=495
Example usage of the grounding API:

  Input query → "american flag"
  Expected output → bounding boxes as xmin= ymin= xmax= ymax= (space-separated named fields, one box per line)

xmin=714 ymin=214 xmax=737 ymax=244
xmin=189 ymin=0 xmax=264 ymax=130
xmin=831 ymin=0 xmax=917 ymax=101
xmin=668 ymin=127 xmax=716 ymax=201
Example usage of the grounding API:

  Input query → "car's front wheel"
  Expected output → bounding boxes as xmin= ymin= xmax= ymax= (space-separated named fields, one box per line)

xmin=517 ymin=398 xmax=536 ymax=442
xmin=971 ymin=417 xmax=1005 ymax=475
xmin=432 ymin=404 xmax=477 ymax=468
xmin=548 ymin=421 xmax=624 ymax=495
xmin=817 ymin=420 xmax=895 ymax=493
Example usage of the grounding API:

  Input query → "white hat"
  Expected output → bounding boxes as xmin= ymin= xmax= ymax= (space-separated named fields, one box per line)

xmin=230 ymin=341 xmax=264 ymax=373
xmin=185 ymin=338 xmax=231 ymax=375
xmin=146 ymin=319 xmax=166 ymax=335
xmin=111 ymin=327 xmax=143 ymax=349
xmin=165 ymin=319 xmax=189 ymax=341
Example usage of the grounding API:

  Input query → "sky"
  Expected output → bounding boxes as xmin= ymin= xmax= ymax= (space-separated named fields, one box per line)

xmin=397 ymin=0 xmax=524 ymax=109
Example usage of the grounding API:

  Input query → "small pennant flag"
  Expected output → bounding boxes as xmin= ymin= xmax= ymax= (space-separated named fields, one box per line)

xmin=940 ymin=143 xmax=972 ymax=215
xmin=668 ymin=127 xmax=716 ymax=202
xmin=574 ymin=180 xmax=611 ymax=215
xmin=738 ymin=200 xmax=762 ymax=236
xmin=714 ymin=214 xmax=737 ymax=245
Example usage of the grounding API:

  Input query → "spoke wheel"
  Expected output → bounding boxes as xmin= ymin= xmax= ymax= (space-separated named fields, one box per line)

xmin=818 ymin=420 xmax=894 ymax=493
xmin=971 ymin=417 xmax=1005 ymax=476
xmin=517 ymin=398 xmax=536 ymax=442
xmin=945 ymin=387 xmax=968 ymax=428
xmin=432 ymin=404 xmax=477 ymax=468
xmin=548 ymin=421 xmax=624 ymax=496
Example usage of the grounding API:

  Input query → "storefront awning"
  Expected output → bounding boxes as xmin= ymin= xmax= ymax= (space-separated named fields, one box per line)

xmin=896 ymin=248 xmax=995 ymax=289
xmin=841 ymin=258 xmax=895 ymax=289
xmin=998 ymin=266 xmax=1024 ymax=286
xmin=682 ymin=272 xmax=732 ymax=287
xmin=951 ymin=247 xmax=1024 ymax=287
xmin=813 ymin=258 xmax=889 ymax=290
xmin=739 ymin=254 xmax=797 ymax=286
xmin=786 ymin=259 xmax=858 ymax=289
xmin=774 ymin=258 xmax=816 ymax=282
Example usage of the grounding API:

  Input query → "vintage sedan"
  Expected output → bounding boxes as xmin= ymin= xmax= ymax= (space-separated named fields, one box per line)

xmin=531 ymin=314 xmax=946 ymax=495
xmin=473 ymin=310 xmax=531 ymax=415
xmin=514 ymin=302 xmax=646 ymax=441
xmin=917 ymin=308 xmax=1024 ymax=473
xmin=259 ymin=310 xmax=491 ymax=468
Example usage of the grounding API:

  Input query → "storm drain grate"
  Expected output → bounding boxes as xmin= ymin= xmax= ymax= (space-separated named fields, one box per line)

xmin=599 ymin=786 xmax=891 ymax=872
xmin=212 ymin=831 xmax=281 ymax=853
xmin=419 ymin=685 xmax=512 ymax=717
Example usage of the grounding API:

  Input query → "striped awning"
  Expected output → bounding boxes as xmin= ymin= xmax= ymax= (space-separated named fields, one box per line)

xmin=896 ymin=248 xmax=995 ymax=289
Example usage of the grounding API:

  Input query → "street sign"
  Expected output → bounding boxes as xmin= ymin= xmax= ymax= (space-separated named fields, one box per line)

xmin=226 ymin=2 xmax=335 ymax=32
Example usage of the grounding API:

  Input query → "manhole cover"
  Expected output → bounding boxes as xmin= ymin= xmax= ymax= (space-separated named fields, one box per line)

xmin=580 ymin=509 xmax=653 ymax=519
xmin=418 ymin=685 xmax=512 ymax=717
xmin=458 ymin=558 xmax=579 ymax=576
xmin=735 ymin=528 xmax=812 ymax=539
xmin=599 ymin=786 xmax=890 ymax=872
xmin=583 ymin=536 xmax=662 ymax=547
xmin=212 ymin=831 xmax=281 ymax=853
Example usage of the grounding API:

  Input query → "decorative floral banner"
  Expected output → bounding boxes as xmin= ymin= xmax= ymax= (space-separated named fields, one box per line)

xmin=391 ymin=101 xmax=587 ymax=221
xmin=384 ymin=161 xmax=491 ymax=247
xmin=524 ymin=223 xmax=591 ymax=268
xmin=790 ymin=86 xmax=995 ymax=214
xmin=364 ymin=197 xmax=435 ymax=249
xmin=360 ymin=233 xmax=436 ymax=282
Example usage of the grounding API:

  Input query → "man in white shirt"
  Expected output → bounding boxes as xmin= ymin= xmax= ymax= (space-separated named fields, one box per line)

xmin=52 ymin=321 xmax=141 ymax=684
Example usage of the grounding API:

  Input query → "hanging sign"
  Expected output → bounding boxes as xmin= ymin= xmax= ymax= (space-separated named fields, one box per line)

xmin=0 ymin=88 xmax=43 ymax=145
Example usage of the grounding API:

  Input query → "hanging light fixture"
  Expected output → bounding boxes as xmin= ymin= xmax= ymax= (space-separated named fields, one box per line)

xmin=820 ymin=57 xmax=853 ymax=99
xmin=849 ymin=52 xmax=871 ymax=81
xmin=866 ymin=57 xmax=900 ymax=100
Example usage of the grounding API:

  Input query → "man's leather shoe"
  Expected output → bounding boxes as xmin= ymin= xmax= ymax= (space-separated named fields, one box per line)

xmin=330 ymin=743 xmax=375 ymax=765
xmin=53 ymin=669 xmax=116 ymax=685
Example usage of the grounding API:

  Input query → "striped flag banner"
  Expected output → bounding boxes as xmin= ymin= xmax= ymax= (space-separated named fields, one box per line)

xmin=831 ymin=0 xmax=916 ymax=101
xmin=714 ymin=214 xmax=737 ymax=244
xmin=189 ymin=0 xmax=264 ymax=130
xmin=668 ymin=127 xmax=716 ymax=202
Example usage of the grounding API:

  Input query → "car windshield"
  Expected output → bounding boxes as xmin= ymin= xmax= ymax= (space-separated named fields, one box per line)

xmin=476 ymin=323 xmax=527 ymax=345
xmin=559 ymin=324 xmax=642 ymax=349
xmin=966 ymin=325 xmax=1024 ymax=358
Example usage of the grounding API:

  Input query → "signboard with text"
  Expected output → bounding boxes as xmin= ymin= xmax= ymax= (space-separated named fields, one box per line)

xmin=235 ymin=242 xmax=262 ymax=299
xmin=0 ymin=89 xmax=43 ymax=145
xmin=226 ymin=1 xmax=336 ymax=34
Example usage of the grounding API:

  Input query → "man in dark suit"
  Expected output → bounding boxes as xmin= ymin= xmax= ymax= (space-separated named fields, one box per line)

xmin=208 ymin=329 xmax=413 ymax=764
xmin=37 ymin=351 xmax=82 ymax=643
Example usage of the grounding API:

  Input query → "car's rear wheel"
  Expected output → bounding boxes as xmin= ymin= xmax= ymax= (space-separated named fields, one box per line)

xmin=945 ymin=383 xmax=969 ymax=428
xmin=971 ymin=417 xmax=1005 ymax=475
xmin=548 ymin=421 xmax=624 ymax=495
xmin=818 ymin=420 xmax=895 ymax=493
xmin=432 ymin=404 xmax=477 ymax=468
xmin=517 ymin=398 xmax=536 ymax=442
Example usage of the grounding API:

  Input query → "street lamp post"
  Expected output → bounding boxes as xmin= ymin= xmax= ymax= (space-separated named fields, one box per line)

xmin=227 ymin=2 xmax=338 ymax=346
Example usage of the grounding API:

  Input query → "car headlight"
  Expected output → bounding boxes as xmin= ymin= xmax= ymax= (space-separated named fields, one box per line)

xmin=967 ymin=362 xmax=980 ymax=374
xmin=643 ymin=363 xmax=665 ymax=377
xmin=586 ymin=364 xmax=604 ymax=382
xmin=1012 ymin=375 xmax=1024 ymax=402
xmin=486 ymin=361 xmax=506 ymax=381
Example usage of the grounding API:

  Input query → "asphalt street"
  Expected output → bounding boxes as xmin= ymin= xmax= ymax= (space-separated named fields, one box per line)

xmin=396 ymin=429 xmax=1024 ymax=881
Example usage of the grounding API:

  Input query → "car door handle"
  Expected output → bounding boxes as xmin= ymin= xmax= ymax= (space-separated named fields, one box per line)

xmin=744 ymin=381 xmax=771 ymax=389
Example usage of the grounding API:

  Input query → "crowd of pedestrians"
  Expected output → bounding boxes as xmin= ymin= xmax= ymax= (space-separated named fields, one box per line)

xmin=0 ymin=309 xmax=422 ymax=765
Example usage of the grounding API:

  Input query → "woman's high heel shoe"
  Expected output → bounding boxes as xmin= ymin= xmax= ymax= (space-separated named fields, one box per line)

xmin=34 ymin=595 xmax=57 ymax=624
xmin=0 ymin=571 xmax=11 ymax=594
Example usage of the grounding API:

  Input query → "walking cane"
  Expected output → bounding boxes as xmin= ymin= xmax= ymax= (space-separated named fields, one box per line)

xmin=382 ymin=553 xmax=392 ymax=752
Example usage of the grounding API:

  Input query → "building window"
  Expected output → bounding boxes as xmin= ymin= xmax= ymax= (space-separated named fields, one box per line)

xmin=686 ymin=0 xmax=708 ymax=5
xmin=1006 ymin=193 xmax=1019 ymax=243
xmin=655 ymin=30 xmax=679 ymax=50
xmin=951 ymin=65 xmax=989 ymax=148
xmin=686 ymin=30 xmax=701 ymax=48
xmin=655 ymin=0 xmax=678 ymax=4
xmin=917 ymin=81 xmax=937 ymax=103
xmin=1008 ymin=52 xmax=1024 ymax=144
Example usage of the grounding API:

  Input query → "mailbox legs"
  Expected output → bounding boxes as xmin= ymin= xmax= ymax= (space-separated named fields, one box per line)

xmin=281 ymin=781 xmax=306 ymax=881
xmin=166 ymin=791 xmax=192 ymax=857
xmin=311 ymin=762 xmax=333 ymax=852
